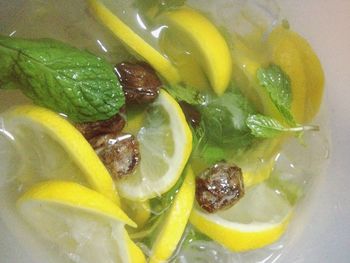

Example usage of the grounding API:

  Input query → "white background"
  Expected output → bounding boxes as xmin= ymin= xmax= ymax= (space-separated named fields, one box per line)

xmin=278 ymin=0 xmax=350 ymax=262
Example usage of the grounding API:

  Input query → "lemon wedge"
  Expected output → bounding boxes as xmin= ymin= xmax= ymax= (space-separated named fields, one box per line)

xmin=231 ymin=40 xmax=285 ymax=122
xmin=287 ymin=32 xmax=325 ymax=122
xmin=17 ymin=181 xmax=134 ymax=226
xmin=159 ymin=7 xmax=232 ymax=95
xmin=2 ymin=105 xmax=119 ymax=203
xmin=88 ymin=0 xmax=180 ymax=84
xmin=116 ymin=90 xmax=192 ymax=201
xmin=233 ymin=27 xmax=324 ymax=124
xmin=269 ymin=26 xmax=324 ymax=123
xmin=17 ymin=181 xmax=146 ymax=263
xmin=150 ymin=167 xmax=195 ymax=263
xmin=190 ymin=182 xmax=292 ymax=251
xmin=268 ymin=28 xmax=307 ymax=123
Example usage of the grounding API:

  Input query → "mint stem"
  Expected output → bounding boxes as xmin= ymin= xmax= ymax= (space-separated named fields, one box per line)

xmin=287 ymin=125 xmax=320 ymax=132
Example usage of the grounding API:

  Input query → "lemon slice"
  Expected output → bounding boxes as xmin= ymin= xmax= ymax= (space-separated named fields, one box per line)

xmin=233 ymin=28 xmax=324 ymax=124
xmin=287 ymin=31 xmax=325 ymax=122
xmin=159 ymin=7 xmax=232 ymax=95
xmin=231 ymin=40 xmax=284 ymax=122
xmin=150 ymin=167 xmax=195 ymax=263
xmin=88 ymin=0 xmax=180 ymax=84
xmin=17 ymin=181 xmax=134 ymax=226
xmin=17 ymin=181 xmax=146 ymax=263
xmin=121 ymin=198 xmax=151 ymax=229
xmin=269 ymin=26 xmax=324 ymax=122
xmin=2 ymin=105 xmax=119 ymax=203
xmin=190 ymin=182 xmax=292 ymax=251
xmin=116 ymin=90 xmax=192 ymax=201
xmin=268 ymin=28 xmax=307 ymax=123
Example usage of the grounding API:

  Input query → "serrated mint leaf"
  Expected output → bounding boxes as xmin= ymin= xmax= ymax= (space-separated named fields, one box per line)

xmin=247 ymin=114 xmax=319 ymax=139
xmin=200 ymin=144 xmax=226 ymax=165
xmin=246 ymin=114 xmax=285 ymax=138
xmin=257 ymin=64 xmax=295 ymax=125
xmin=0 ymin=36 xmax=124 ymax=122
xmin=131 ymin=167 xmax=187 ymax=244
xmin=200 ymin=89 xmax=256 ymax=148
xmin=164 ymin=84 xmax=206 ymax=105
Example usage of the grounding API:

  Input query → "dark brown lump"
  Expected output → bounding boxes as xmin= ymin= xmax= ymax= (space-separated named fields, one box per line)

xmin=195 ymin=163 xmax=244 ymax=213
xmin=179 ymin=101 xmax=201 ymax=128
xmin=75 ymin=107 xmax=126 ymax=140
xmin=115 ymin=61 xmax=161 ymax=105
xmin=89 ymin=133 xmax=140 ymax=180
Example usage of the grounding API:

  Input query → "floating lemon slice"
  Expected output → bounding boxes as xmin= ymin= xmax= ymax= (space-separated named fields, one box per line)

xmin=268 ymin=28 xmax=307 ymax=123
xmin=288 ymin=32 xmax=324 ymax=122
xmin=121 ymin=198 xmax=151 ymax=229
xmin=190 ymin=183 xmax=292 ymax=251
xmin=88 ymin=0 xmax=180 ymax=84
xmin=231 ymin=40 xmax=284 ymax=122
xmin=269 ymin=26 xmax=324 ymax=123
xmin=116 ymin=90 xmax=192 ymax=201
xmin=150 ymin=167 xmax=195 ymax=263
xmin=2 ymin=105 xmax=119 ymax=203
xmin=17 ymin=181 xmax=145 ymax=263
xmin=234 ymin=26 xmax=324 ymax=124
xmin=159 ymin=7 xmax=232 ymax=95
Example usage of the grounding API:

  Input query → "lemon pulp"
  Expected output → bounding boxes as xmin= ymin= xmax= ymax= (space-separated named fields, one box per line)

xmin=190 ymin=183 xmax=292 ymax=251
xmin=2 ymin=105 xmax=119 ymax=203
xmin=158 ymin=7 xmax=232 ymax=95
xmin=116 ymin=90 xmax=192 ymax=201
xmin=18 ymin=181 xmax=145 ymax=263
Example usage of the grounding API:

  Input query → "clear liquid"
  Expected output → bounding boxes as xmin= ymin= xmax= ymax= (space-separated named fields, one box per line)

xmin=0 ymin=0 xmax=330 ymax=262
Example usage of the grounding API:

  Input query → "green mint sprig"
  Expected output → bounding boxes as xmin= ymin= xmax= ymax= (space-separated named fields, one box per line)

xmin=246 ymin=114 xmax=319 ymax=138
xmin=257 ymin=64 xmax=295 ymax=125
xmin=0 ymin=36 xmax=125 ymax=122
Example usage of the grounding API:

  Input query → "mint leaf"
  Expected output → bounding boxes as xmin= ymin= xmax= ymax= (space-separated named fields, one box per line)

xmin=164 ymin=84 xmax=206 ymax=105
xmin=130 ymin=167 xmax=187 ymax=245
xmin=247 ymin=114 xmax=319 ymax=138
xmin=200 ymin=144 xmax=226 ymax=164
xmin=150 ymin=169 xmax=185 ymax=215
xmin=257 ymin=64 xmax=295 ymax=125
xmin=200 ymin=89 xmax=256 ymax=148
xmin=246 ymin=114 xmax=286 ymax=138
xmin=0 ymin=36 xmax=125 ymax=122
